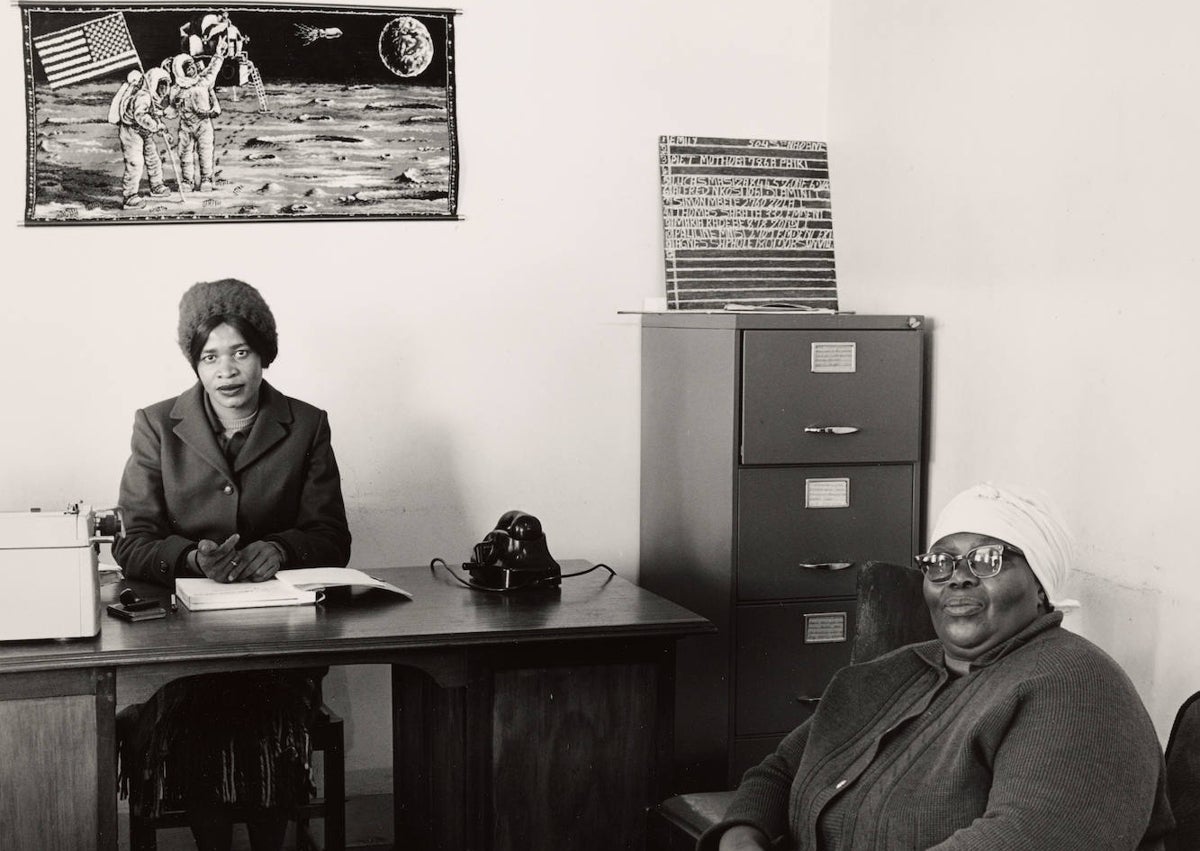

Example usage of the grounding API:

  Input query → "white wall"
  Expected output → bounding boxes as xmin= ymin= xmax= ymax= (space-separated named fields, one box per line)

xmin=0 ymin=0 xmax=831 ymax=790
xmin=828 ymin=0 xmax=1200 ymax=739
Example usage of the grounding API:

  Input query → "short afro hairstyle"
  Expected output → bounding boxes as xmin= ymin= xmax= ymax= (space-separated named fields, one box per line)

xmin=177 ymin=279 xmax=278 ymax=368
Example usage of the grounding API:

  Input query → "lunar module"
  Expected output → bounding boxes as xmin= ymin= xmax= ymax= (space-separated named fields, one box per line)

xmin=180 ymin=11 xmax=268 ymax=111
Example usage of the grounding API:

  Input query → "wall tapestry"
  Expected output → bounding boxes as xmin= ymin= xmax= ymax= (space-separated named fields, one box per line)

xmin=659 ymin=136 xmax=836 ymax=311
xmin=21 ymin=3 xmax=459 ymax=224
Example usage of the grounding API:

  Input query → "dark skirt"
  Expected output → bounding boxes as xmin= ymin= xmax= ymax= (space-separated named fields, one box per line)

xmin=117 ymin=669 xmax=323 ymax=818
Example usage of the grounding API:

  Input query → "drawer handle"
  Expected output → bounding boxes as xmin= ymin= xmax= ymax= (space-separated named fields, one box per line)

xmin=795 ymin=696 xmax=821 ymax=707
xmin=804 ymin=426 xmax=860 ymax=435
xmin=798 ymin=562 xmax=853 ymax=571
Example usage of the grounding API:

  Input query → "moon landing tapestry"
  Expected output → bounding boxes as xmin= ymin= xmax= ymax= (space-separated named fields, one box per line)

xmin=21 ymin=3 xmax=459 ymax=224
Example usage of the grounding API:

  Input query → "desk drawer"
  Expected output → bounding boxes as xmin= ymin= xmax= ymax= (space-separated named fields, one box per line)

xmin=735 ymin=600 xmax=855 ymax=736
xmin=737 ymin=465 xmax=915 ymax=601
xmin=741 ymin=330 xmax=923 ymax=465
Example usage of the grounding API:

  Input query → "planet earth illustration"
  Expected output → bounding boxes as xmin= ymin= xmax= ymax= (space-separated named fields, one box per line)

xmin=379 ymin=16 xmax=435 ymax=78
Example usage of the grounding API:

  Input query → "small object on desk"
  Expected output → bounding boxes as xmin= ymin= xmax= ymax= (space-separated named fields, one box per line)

xmin=119 ymin=588 xmax=162 ymax=611
xmin=107 ymin=602 xmax=167 ymax=622
xmin=175 ymin=567 xmax=413 ymax=612
xmin=0 ymin=504 xmax=103 ymax=641
xmin=464 ymin=510 xmax=562 ymax=591
xmin=169 ymin=593 xmax=178 ymax=612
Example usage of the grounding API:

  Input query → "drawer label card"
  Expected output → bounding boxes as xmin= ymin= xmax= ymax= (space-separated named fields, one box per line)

xmin=804 ymin=612 xmax=848 ymax=643
xmin=811 ymin=341 xmax=857 ymax=373
xmin=805 ymin=477 xmax=851 ymax=508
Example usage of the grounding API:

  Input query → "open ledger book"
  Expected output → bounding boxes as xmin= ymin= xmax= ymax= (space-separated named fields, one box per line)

xmin=175 ymin=568 xmax=412 ymax=611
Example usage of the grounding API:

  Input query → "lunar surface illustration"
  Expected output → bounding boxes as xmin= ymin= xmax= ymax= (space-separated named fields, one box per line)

xmin=29 ymin=79 xmax=454 ymax=221
xmin=379 ymin=16 xmax=434 ymax=78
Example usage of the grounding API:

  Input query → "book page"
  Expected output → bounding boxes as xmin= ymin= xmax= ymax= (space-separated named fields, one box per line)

xmin=281 ymin=567 xmax=367 ymax=588
xmin=175 ymin=575 xmax=315 ymax=610
xmin=281 ymin=567 xmax=412 ymax=598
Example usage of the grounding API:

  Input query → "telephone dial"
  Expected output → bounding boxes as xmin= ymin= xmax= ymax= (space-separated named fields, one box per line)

xmin=465 ymin=510 xmax=561 ymax=590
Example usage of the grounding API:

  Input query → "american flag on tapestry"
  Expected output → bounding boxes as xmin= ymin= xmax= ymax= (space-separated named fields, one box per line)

xmin=32 ymin=13 xmax=140 ymax=89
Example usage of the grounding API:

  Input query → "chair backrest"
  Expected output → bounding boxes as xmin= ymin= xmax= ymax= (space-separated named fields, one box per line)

xmin=1166 ymin=690 xmax=1200 ymax=851
xmin=850 ymin=560 xmax=937 ymax=665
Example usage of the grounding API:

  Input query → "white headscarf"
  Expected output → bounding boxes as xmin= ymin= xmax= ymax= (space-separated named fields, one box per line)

xmin=930 ymin=482 xmax=1080 ymax=610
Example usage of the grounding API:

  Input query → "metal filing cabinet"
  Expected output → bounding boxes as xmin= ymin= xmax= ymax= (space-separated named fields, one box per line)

xmin=638 ymin=313 xmax=928 ymax=791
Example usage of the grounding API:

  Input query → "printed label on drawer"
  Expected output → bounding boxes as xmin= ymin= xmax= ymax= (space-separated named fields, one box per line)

xmin=810 ymin=341 xmax=857 ymax=373
xmin=804 ymin=612 xmax=848 ymax=644
xmin=805 ymin=477 xmax=850 ymax=508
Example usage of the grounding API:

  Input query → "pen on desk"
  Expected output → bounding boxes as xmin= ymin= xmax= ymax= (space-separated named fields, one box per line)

xmin=170 ymin=594 xmax=178 ymax=613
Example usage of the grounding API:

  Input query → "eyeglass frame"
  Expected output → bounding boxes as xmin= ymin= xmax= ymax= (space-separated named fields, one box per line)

xmin=912 ymin=542 xmax=1025 ymax=583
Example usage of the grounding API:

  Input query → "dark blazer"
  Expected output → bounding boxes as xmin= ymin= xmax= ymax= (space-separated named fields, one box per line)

xmin=114 ymin=380 xmax=352 ymax=586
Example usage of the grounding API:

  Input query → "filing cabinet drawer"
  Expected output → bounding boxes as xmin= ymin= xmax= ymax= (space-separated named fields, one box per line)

xmin=737 ymin=465 xmax=915 ymax=601
xmin=741 ymin=330 xmax=923 ymax=465
xmin=735 ymin=600 xmax=855 ymax=736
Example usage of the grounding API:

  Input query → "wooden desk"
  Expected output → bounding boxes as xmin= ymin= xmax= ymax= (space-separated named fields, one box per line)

xmin=0 ymin=561 xmax=712 ymax=850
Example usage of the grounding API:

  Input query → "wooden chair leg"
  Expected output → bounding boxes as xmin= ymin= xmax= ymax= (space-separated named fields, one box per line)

xmin=296 ymin=707 xmax=345 ymax=851
xmin=324 ymin=716 xmax=345 ymax=851
xmin=296 ymin=813 xmax=314 ymax=851
xmin=129 ymin=813 xmax=158 ymax=851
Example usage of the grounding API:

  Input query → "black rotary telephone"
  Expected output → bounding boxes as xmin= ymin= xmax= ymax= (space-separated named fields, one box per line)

xmin=465 ymin=510 xmax=562 ymax=590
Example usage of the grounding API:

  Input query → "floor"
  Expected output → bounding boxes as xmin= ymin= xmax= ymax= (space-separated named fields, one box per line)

xmin=116 ymin=793 xmax=393 ymax=851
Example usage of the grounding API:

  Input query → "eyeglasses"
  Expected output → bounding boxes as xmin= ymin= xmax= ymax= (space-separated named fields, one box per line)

xmin=913 ymin=543 xmax=1023 ymax=583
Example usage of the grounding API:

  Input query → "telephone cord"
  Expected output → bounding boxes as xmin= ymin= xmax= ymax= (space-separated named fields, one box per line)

xmin=428 ymin=557 xmax=615 ymax=592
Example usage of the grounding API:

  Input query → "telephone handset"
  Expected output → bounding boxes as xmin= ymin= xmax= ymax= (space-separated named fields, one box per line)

xmin=466 ymin=510 xmax=561 ymax=590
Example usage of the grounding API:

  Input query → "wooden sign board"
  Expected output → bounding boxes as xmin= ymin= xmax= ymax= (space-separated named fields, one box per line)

xmin=659 ymin=136 xmax=837 ymax=311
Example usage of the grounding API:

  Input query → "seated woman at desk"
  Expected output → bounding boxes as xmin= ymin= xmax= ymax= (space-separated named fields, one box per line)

xmin=703 ymin=483 xmax=1174 ymax=851
xmin=113 ymin=278 xmax=352 ymax=851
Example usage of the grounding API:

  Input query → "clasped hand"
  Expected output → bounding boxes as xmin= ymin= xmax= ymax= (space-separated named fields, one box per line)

xmin=195 ymin=533 xmax=283 ymax=582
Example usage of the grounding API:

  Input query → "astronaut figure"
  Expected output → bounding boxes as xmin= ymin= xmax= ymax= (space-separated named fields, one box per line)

xmin=170 ymin=52 xmax=225 ymax=191
xmin=114 ymin=67 xmax=174 ymax=209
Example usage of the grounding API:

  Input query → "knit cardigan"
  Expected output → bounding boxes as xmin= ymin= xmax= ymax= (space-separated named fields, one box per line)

xmin=699 ymin=613 xmax=1174 ymax=850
